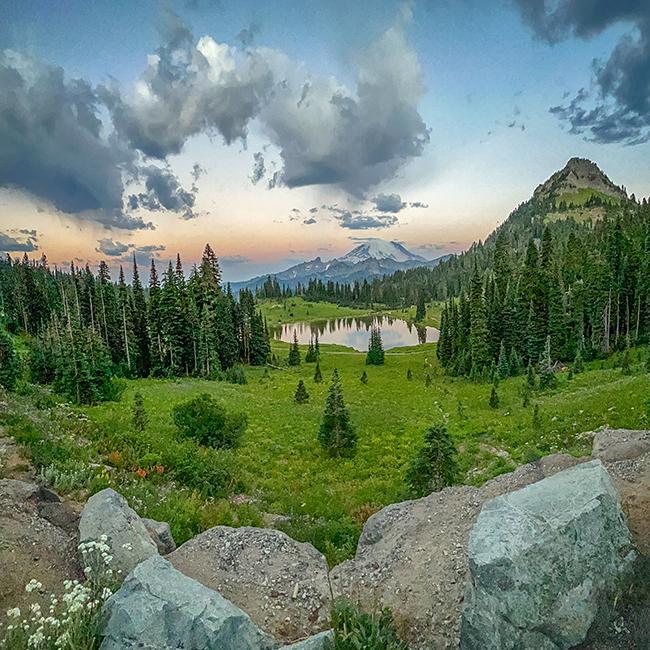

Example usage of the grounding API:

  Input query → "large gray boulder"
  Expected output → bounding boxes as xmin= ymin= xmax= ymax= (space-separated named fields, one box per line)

xmin=142 ymin=517 xmax=176 ymax=554
xmin=330 ymin=453 xmax=582 ymax=649
xmin=100 ymin=555 xmax=277 ymax=650
xmin=79 ymin=488 xmax=157 ymax=576
xmin=168 ymin=526 xmax=331 ymax=643
xmin=460 ymin=460 xmax=636 ymax=650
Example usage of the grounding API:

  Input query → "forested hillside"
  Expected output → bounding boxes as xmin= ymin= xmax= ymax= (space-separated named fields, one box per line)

xmin=0 ymin=244 xmax=270 ymax=403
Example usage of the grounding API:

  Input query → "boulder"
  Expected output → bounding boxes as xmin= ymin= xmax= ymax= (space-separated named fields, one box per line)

xmin=330 ymin=454 xmax=582 ymax=649
xmin=0 ymin=479 xmax=81 ymax=621
xmin=100 ymin=555 xmax=277 ymax=650
xmin=168 ymin=526 xmax=331 ymax=643
xmin=282 ymin=631 xmax=334 ymax=649
xmin=592 ymin=428 xmax=650 ymax=555
xmin=79 ymin=488 xmax=157 ymax=576
xmin=142 ymin=517 xmax=176 ymax=554
xmin=460 ymin=460 xmax=636 ymax=650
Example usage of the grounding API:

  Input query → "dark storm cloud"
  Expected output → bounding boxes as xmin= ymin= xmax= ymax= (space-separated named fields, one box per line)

xmin=373 ymin=193 xmax=405 ymax=213
xmin=0 ymin=231 xmax=38 ymax=252
xmin=260 ymin=13 xmax=430 ymax=195
xmin=514 ymin=0 xmax=650 ymax=144
xmin=128 ymin=166 xmax=198 ymax=220
xmin=99 ymin=7 xmax=275 ymax=159
xmin=0 ymin=50 xmax=149 ymax=230
xmin=336 ymin=211 xmax=398 ymax=230
xmin=95 ymin=239 xmax=130 ymax=257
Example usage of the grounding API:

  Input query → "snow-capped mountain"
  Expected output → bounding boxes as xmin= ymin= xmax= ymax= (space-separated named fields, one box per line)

xmin=231 ymin=240 xmax=448 ymax=292
xmin=339 ymin=240 xmax=427 ymax=264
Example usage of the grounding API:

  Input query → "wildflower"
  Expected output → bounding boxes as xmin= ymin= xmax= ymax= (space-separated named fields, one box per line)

xmin=6 ymin=607 xmax=21 ymax=619
xmin=25 ymin=579 xmax=43 ymax=593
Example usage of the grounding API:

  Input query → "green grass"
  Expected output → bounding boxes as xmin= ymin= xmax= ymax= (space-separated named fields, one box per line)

xmin=382 ymin=303 xmax=443 ymax=328
xmin=79 ymin=342 xmax=649 ymax=564
xmin=259 ymin=298 xmax=372 ymax=327
xmin=554 ymin=188 xmax=621 ymax=207
xmin=4 ymin=322 xmax=649 ymax=565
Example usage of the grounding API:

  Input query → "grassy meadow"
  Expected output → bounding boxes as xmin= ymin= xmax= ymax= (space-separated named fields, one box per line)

xmin=2 ymin=300 xmax=650 ymax=565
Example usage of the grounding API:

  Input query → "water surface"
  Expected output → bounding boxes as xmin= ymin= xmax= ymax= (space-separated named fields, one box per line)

xmin=271 ymin=315 xmax=439 ymax=351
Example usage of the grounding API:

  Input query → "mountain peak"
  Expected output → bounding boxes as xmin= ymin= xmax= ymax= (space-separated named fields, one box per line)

xmin=533 ymin=158 xmax=627 ymax=202
xmin=338 ymin=239 xmax=427 ymax=264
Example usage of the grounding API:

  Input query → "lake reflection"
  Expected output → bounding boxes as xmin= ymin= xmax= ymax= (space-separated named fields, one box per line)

xmin=271 ymin=315 xmax=439 ymax=351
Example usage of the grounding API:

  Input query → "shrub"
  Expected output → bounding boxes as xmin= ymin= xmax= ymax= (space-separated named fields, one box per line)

xmin=489 ymin=386 xmax=500 ymax=409
xmin=0 ymin=327 xmax=21 ymax=391
xmin=325 ymin=599 xmax=408 ymax=650
xmin=405 ymin=423 xmax=458 ymax=498
xmin=172 ymin=393 xmax=247 ymax=449
xmin=314 ymin=361 xmax=323 ymax=383
xmin=132 ymin=392 xmax=148 ymax=432
xmin=224 ymin=364 xmax=247 ymax=385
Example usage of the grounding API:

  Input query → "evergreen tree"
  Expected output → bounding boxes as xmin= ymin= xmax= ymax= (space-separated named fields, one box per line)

xmin=497 ymin=340 xmax=510 ymax=379
xmin=469 ymin=267 xmax=491 ymax=371
xmin=318 ymin=370 xmax=357 ymax=457
xmin=621 ymin=345 xmax=632 ymax=376
xmin=573 ymin=339 xmax=584 ymax=374
xmin=366 ymin=326 xmax=385 ymax=365
xmin=406 ymin=368 xmax=413 ymax=380
xmin=131 ymin=257 xmax=151 ymax=377
xmin=0 ymin=327 xmax=20 ymax=390
xmin=132 ymin=392 xmax=148 ymax=432
xmin=148 ymin=260 xmax=165 ymax=373
xmin=288 ymin=330 xmax=301 ymax=366
xmin=526 ymin=361 xmax=537 ymax=389
xmin=405 ymin=423 xmax=458 ymax=497
xmin=314 ymin=361 xmax=323 ymax=383
xmin=294 ymin=379 xmax=310 ymax=403
xmin=425 ymin=373 xmax=432 ymax=387
xmin=538 ymin=335 xmax=557 ymax=390
xmin=415 ymin=293 xmax=426 ymax=321
xmin=489 ymin=386 xmax=500 ymax=409
xmin=305 ymin=336 xmax=317 ymax=362
xmin=360 ymin=370 xmax=368 ymax=384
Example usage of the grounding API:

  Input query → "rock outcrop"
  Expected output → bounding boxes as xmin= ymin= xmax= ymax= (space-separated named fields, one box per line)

xmin=460 ymin=460 xmax=636 ymax=650
xmin=592 ymin=428 xmax=650 ymax=555
xmin=79 ymin=488 xmax=157 ymax=576
xmin=100 ymin=555 xmax=278 ymax=650
xmin=330 ymin=453 xmax=582 ymax=649
xmin=0 ymin=479 xmax=81 ymax=619
xmin=168 ymin=526 xmax=331 ymax=643
xmin=142 ymin=517 xmax=176 ymax=554
xmin=283 ymin=631 xmax=334 ymax=649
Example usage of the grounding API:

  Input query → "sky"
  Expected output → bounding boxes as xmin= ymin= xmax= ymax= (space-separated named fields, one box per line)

xmin=1 ymin=0 xmax=649 ymax=281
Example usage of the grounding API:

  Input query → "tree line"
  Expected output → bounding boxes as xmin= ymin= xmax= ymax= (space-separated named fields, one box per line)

xmin=0 ymin=244 xmax=270 ymax=402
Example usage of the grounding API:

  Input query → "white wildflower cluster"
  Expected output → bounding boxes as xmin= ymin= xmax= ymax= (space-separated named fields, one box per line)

xmin=0 ymin=537 xmax=116 ymax=649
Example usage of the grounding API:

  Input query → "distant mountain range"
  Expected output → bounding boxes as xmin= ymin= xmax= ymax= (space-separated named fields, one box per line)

xmin=231 ymin=239 xmax=449 ymax=292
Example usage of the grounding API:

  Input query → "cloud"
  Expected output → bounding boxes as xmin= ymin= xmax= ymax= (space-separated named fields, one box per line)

xmin=408 ymin=201 xmax=428 ymax=208
xmin=95 ymin=239 xmax=130 ymax=257
xmin=221 ymin=254 xmax=250 ymax=264
xmin=514 ymin=0 xmax=650 ymax=144
xmin=336 ymin=211 xmax=398 ymax=230
xmin=237 ymin=23 xmax=260 ymax=48
xmin=308 ymin=206 xmax=318 ymax=213
xmin=250 ymin=152 xmax=266 ymax=184
xmin=303 ymin=217 xmax=317 ymax=225
xmin=0 ymin=231 xmax=38 ymax=252
xmin=373 ymin=193 xmax=405 ymax=213
xmin=99 ymin=8 xmax=275 ymax=159
xmin=259 ymin=13 xmax=429 ymax=195
xmin=0 ymin=50 xmax=152 ymax=230
xmin=128 ymin=166 xmax=198 ymax=220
